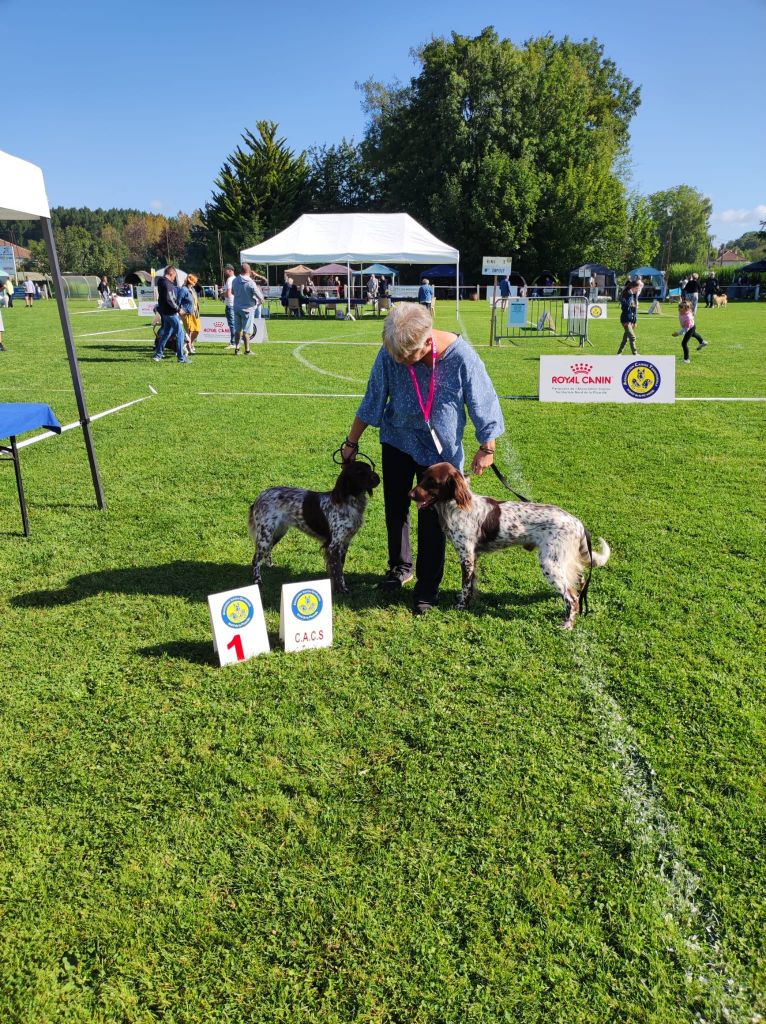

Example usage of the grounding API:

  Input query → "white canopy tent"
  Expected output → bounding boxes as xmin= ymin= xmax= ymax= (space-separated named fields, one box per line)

xmin=240 ymin=213 xmax=460 ymax=315
xmin=0 ymin=149 xmax=105 ymax=509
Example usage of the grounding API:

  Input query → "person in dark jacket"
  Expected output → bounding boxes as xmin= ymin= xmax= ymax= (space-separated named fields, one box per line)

xmin=153 ymin=267 xmax=189 ymax=362
xmin=617 ymin=280 xmax=640 ymax=354
xmin=684 ymin=272 xmax=701 ymax=314
xmin=704 ymin=274 xmax=718 ymax=308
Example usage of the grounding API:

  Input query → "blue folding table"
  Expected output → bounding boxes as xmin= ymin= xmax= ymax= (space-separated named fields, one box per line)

xmin=0 ymin=402 xmax=62 ymax=536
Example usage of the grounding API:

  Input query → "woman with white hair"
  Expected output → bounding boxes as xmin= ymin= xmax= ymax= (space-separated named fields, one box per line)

xmin=341 ymin=303 xmax=504 ymax=615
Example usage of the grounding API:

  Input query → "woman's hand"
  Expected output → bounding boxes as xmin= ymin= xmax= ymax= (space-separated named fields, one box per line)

xmin=470 ymin=447 xmax=494 ymax=476
xmin=341 ymin=441 xmax=358 ymax=463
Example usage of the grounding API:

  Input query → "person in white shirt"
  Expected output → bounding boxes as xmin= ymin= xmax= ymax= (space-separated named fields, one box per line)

xmin=24 ymin=278 xmax=35 ymax=308
xmin=222 ymin=264 xmax=236 ymax=347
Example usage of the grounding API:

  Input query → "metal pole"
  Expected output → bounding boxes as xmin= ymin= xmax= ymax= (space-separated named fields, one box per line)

xmin=41 ymin=216 xmax=106 ymax=510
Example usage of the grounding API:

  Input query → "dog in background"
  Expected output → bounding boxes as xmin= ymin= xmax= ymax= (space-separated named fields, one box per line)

xmin=250 ymin=461 xmax=380 ymax=593
xmin=713 ymin=293 xmax=728 ymax=308
xmin=409 ymin=463 xmax=610 ymax=629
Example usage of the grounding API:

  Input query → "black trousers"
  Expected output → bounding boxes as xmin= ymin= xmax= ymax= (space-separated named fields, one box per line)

xmin=681 ymin=327 xmax=704 ymax=359
xmin=381 ymin=442 xmax=445 ymax=602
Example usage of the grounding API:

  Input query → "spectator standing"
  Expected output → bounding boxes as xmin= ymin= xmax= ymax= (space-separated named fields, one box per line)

xmin=418 ymin=278 xmax=434 ymax=312
xmin=153 ymin=267 xmax=189 ymax=363
xmin=333 ymin=275 xmax=342 ymax=297
xmin=0 ymin=307 xmax=5 ymax=351
xmin=178 ymin=272 xmax=201 ymax=356
xmin=97 ymin=275 xmax=110 ymax=308
xmin=222 ymin=264 xmax=236 ymax=347
xmin=280 ymin=274 xmax=290 ymax=312
xmin=673 ymin=301 xmax=709 ymax=363
xmin=367 ymin=273 xmax=379 ymax=301
xmin=498 ymin=275 xmax=512 ymax=310
xmin=617 ymin=280 xmax=640 ymax=355
xmin=3 ymin=277 xmax=13 ymax=307
xmin=232 ymin=263 xmax=264 ymax=354
xmin=704 ymin=273 xmax=718 ymax=308
xmin=304 ymin=275 xmax=316 ymax=297
xmin=685 ymin=272 xmax=701 ymax=314
xmin=679 ymin=275 xmax=689 ymax=298
xmin=23 ymin=278 xmax=35 ymax=308
xmin=378 ymin=276 xmax=390 ymax=299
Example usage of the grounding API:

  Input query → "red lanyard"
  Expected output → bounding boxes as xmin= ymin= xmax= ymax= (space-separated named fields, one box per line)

xmin=408 ymin=337 xmax=436 ymax=424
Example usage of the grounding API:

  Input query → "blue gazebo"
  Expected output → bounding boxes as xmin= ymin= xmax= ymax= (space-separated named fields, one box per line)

xmin=627 ymin=266 xmax=666 ymax=300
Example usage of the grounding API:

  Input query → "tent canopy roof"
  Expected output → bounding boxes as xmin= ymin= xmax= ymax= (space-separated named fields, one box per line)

xmin=241 ymin=213 xmax=459 ymax=267
xmin=284 ymin=264 xmax=315 ymax=275
xmin=739 ymin=259 xmax=766 ymax=273
xmin=628 ymin=266 xmax=665 ymax=278
xmin=313 ymin=263 xmax=354 ymax=276
xmin=0 ymin=150 xmax=50 ymax=220
xmin=568 ymin=262 xmax=618 ymax=279
xmin=353 ymin=263 xmax=398 ymax=276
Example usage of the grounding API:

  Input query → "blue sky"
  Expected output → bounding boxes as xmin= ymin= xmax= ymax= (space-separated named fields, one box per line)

xmin=3 ymin=0 xmax=764 ymax=244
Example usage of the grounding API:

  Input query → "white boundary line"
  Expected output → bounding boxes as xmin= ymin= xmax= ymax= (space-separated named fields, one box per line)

xmin=199 ymin=391 xmax=363 ymax=398
xmin=15 ymin=395 xmax=154 ymax=449
xmin=292 ymin=343 xmax=366 ymax=383
xmin=77 ymin=326 xmax=153 ymax=338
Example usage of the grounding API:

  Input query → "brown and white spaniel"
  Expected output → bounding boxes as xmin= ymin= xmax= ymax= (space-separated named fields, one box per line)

xmin=249 ymin=461 xmax=380 ymax=594
xmin=409 ymin=462 xmax=610 ymax=628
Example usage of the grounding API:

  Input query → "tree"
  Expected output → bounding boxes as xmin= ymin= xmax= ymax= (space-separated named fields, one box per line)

xmin=648 ymin=185 xmax=713 ymax=266
xmin=358 ymin=29 xmax=640 ymax=277
xmin=24 ymin=240 xmax=50 ymax=275
xmin=204 ymin=121 xmax=309 ymax=266
xmin=623 ymin=195 xmax=658 ymax=269
xmin=306 ymin=139 xmax=372 ymax=211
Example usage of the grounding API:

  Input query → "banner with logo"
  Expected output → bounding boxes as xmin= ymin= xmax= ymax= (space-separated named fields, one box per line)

xmin=208 ymin=584 xmax=270 ymax=666
xmin=137 ymin=287 xmax=156 ymax=316
xmin=0 ymin=245 xmax=17 ymax=278
xmin=539 ymin=356 xmax=675 ymax=403
xmin=280 ymin=579 xmax=333 ymax=652
xmin=199 ymin=316 xmax=268 ymax=343
xmin=114 ymin=296 xmax=137 ymax=310
xmin=563 ymin=302 xmax=608 ymax=320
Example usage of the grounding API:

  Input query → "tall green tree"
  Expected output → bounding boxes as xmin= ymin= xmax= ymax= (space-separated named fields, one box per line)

xmin=204 ymin=121 xmax=309 ymax=266
xmin=359 ymin=29 xmax=640 ymax=277
xmin=648 ymin=185 xmax=713 ymax=267
xmin=306 ymin=139 xmax=372 ymax=211
xmin=623 ymin=194 xmax=658 ymax=269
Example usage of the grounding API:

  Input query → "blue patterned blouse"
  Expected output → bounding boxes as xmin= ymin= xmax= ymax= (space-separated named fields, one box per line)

xmin=356 ymin=336 xmax=505 ymax=470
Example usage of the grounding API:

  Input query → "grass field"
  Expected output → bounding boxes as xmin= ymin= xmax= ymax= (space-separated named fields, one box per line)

xmin=0 ymin=295 xmax=764 ymax=1023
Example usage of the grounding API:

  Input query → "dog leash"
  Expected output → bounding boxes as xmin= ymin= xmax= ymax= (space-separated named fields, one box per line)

xmin=332 ymin=446 xmax=377 ymax=474
xmin=488 ymin=460 xmax=530 ymax=503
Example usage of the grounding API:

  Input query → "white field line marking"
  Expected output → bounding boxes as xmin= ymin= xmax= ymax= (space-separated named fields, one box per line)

xmin=199 ymin=391 xmax=363 ymax=398
xmin=77 ymin=326 xmax=153 ymax=338
xmin=70 ymin=309 xmax=125 ymax=315
xmin=571 ymin=636 xmax=757 ymax=1022
xmin=488 ymin=438 xmax=755 ymax=1020
xmin=15 ymin=396 xmax=153 ymax=449
xmin=676 ymin=396 xmax=766 ymax=402
xmin=292 ymin=343 xmax=366 ymax=384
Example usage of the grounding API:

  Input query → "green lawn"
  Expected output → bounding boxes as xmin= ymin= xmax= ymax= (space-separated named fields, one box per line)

xmin=0 ymin=296 xmax=764 ymax=1023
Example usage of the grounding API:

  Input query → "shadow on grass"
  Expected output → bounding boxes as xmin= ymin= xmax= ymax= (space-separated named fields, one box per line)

xmin=11 ymin=560 xmax=385 ymax=611
xmin=138 ymin=639 xmax=218 ymax=665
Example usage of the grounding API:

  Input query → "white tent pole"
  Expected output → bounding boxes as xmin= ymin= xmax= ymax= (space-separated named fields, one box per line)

xmin=346 ymin=263 xmax=351 ymax=317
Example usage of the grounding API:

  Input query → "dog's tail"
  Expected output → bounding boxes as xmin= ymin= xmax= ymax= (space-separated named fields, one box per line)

xmin=575 ymin=530 xmax=611 ymax=615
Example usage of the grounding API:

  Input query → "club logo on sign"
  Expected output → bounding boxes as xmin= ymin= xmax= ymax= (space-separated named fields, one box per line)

xmin=221 ymin=596 xmax=254 ymax=629
xmin=291 ymin=589 xmax=323 ymax=621
xmin=622 ymin=361 xmax=661 ymax=399
xmin=590 ymin=304 xmax=603 ymax=318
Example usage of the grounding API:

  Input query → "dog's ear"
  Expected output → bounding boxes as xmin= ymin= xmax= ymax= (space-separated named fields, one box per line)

xmin=331 ymin=468 xmax=352 ymax=505
xmin=451 ymin=471 xmax=472 ymax=509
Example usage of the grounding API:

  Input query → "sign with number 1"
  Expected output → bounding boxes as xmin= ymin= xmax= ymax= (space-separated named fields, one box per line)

xmin=207 ymin=584 xmax=270 ymax=666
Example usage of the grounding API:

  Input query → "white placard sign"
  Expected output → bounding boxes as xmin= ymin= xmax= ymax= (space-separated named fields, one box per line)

xmin=279 ymin=579 xmax=333 ymax=652
xmin=482 ymin=257 xmax=513 ymax=276
xmin=539 ymin=356 xmax=676 ymax=404
xmin=114 ymin=296 xmax=137 ymax=310
xmin=563 ymin=302 xmax=608 ymax=320
xmin=138 ymin=301 xmax=157 ymax=316
xmin=199 ymin=315 xmax=268 ymax=343
xmin=208 ymin=584 xmax=270 ymax=666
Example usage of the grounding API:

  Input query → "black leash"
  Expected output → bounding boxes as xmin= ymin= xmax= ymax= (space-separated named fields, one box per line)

xmin=488 ymin=461 xmax=530 ymax=503
xmin=332 ymin=446 xmax=377 ymax=474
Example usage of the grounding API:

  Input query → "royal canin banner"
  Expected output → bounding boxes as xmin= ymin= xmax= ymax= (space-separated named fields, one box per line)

xmin=539 ymin=356 xmax=675 ymax=403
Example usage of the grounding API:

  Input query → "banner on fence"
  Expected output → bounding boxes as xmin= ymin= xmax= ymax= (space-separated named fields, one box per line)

xmin=137 ymin=287 xmax=156 ymax=317
xmin=507 ymin=297 xmax=528 ymax=326
xmin=539 ymin=356 xmax=675 ymax=403
xmin=113 ymin=296 xmax=136 ymax=310
xmin=279 ymin=579 xmax=333 ymax=652
xmin=563 ymin=302 xmax=607 ymax=320
xmin=198 ymin=316 xmax=268 ymax=343
xmin=208 ymin=584 xmax=270 ymax=666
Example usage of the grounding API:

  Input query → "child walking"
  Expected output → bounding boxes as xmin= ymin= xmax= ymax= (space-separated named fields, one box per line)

xmin=673 ymin=300 xmax=708 ymax=364
xmin=617 ymin=280 xmax=640 ymax=354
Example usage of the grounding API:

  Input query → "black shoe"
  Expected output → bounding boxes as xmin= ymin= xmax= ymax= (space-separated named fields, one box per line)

xmin=377 ymin=567 xmax=414 ymax=591
xmin=413 ymin=598 xmax=437 ymax=617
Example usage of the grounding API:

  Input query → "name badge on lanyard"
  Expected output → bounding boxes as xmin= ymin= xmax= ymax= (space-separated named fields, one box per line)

xmin=409 ymin=337 xmax=443 ymax=455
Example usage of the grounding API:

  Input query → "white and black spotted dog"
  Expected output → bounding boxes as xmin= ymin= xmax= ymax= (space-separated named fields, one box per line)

xmin=249 ymin=461 xmax=380 ymax=594
xmin=409 ymin=462 xmax=610 ymax=628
